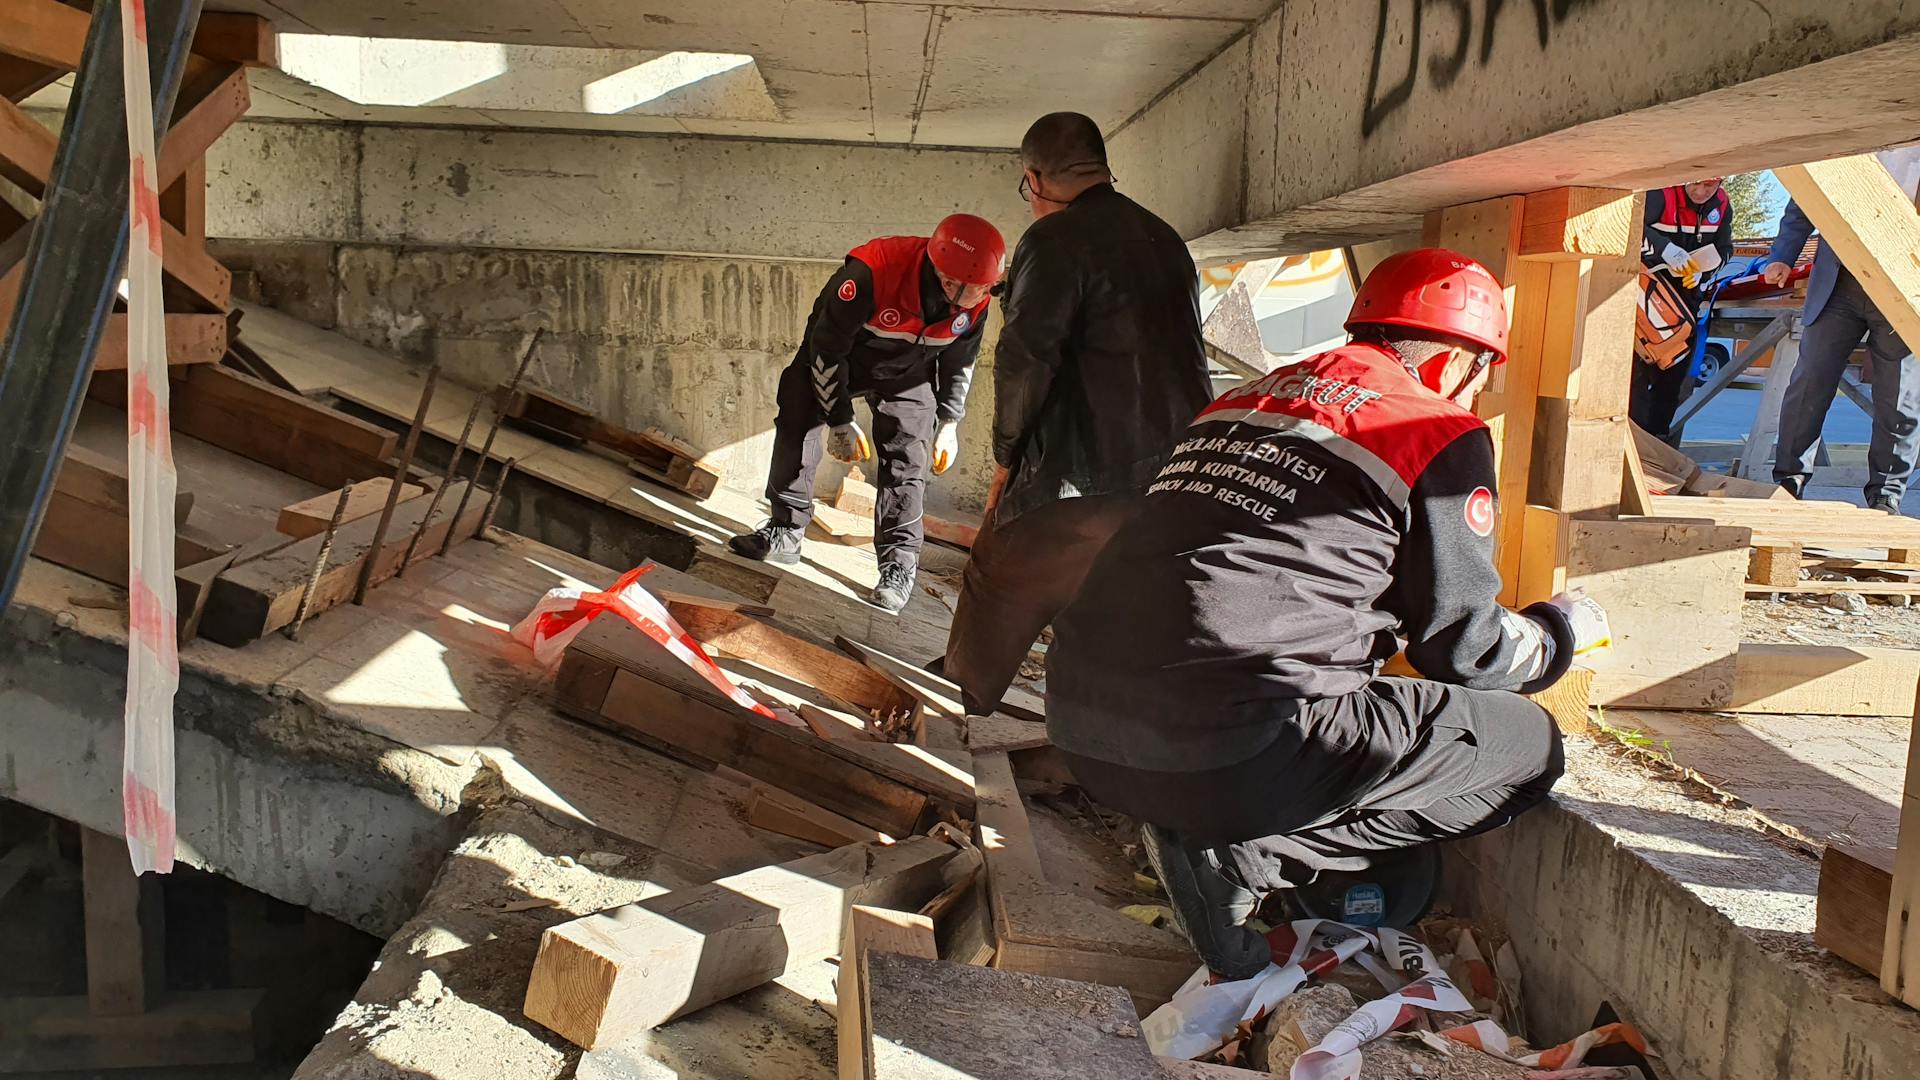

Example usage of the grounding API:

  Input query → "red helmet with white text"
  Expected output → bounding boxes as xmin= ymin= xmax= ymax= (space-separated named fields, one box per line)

xmin=928 ymin=214 xmax=1007 ymax=286
xmin=1345 ymin=247 xmax=1509 ymax=364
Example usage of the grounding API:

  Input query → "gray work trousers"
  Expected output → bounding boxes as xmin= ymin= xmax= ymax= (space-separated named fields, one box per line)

xmin=1772 ymin=271 xmax=1919 ymax=504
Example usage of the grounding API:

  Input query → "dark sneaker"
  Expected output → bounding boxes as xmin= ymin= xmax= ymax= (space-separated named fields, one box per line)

xmin=1871 ymin=497 xmax=1903 ymax=516
xmin=1780 ymin=476 xmax=1806 ymax=499
xmin=728 ymin=524 xmax=802 ymax=564
xmin=871 ymin=562 xmax=915 ymax=613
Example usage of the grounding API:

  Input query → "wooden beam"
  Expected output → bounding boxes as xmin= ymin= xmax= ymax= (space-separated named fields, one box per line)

xmin=277 ymin=477 xmax=423 ymax=539
xmin=667 ymin=601 xmax=916 ymax=720
xmin=523 ymin=837 xmax=954 ymax=1050
xmin=1776 ymin=155 xmax=1920 ymax=354
xmin=1519 ymin=187 xmax=1636 ymax=261
xmin=836 ymin=470 xmax=878 ymax=518
xmin=159 ymin=364 xmax=394 ymax=487
xmin=748 ymin=785 xmax=894 ymax=848
xmin=972 ymin=752 xmax=1192 ymax=1010
xmin=158 ymin=159 xmax=206 ymax=248
xmin=837 ymin=635 xmax=966 ymax=719
xmin=0 ymin=0 xmax=90 ymax=70
xmin=838 ymin=905 xmax=939 ymax=1080
xmin=1621 ymin=424 xmax=1653 ymax=516
xmin=91 ymin=313 xmax=226 ymax=370
xmin=554 ymin=618 xmax=972 ymax=834
xmin=0 ymin=55 xmax=62 ymax=102
xmin=1887 ymin=678 xmax=1920 ymax=1006
xmin=1818 ymin=843 xmax=1894 ymax=976
xmin=81 ymin=828 xmax=163 ymax=1018
xmin=1747 ymin=544 xmax=1802 ymax=588
xmin=32 ymin=446 xmax=200 ymax=586
xmin=1725 ymin=644 xmax=1920 ymax=717
xmin=190 ymin=13 xmax=277 ymax=68
xmin=197 ymin=481 xmax=485 ymax=645
xmin=1648 ymin=494 xmax=1920 ymax=549
xmin=0 ymin=96 xmax=52 ymax=195
xmin=157 ymin=65 xmax=247 ymax=192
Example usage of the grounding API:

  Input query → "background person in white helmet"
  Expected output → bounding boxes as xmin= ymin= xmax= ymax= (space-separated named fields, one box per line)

xmin=1044 ymin=249 xmax=1610 ymax=978
xmin=729 ymin=214 xmax=1007 ymax=613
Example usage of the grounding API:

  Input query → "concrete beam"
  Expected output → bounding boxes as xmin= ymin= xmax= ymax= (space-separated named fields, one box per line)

xmin=1116 ymin=3 xmax=1920 ymax=260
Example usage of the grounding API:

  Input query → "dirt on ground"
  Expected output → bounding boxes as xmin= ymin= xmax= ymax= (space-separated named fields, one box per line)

xmin=1742 ymin=595 xmax=1920 ymax=647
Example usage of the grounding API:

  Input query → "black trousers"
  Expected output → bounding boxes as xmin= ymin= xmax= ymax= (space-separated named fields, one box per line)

xmin=1060 ymin=676 xmax=1563 ymax=892
xmin=765 ymin=357 xmax=935 ymax=567
xmin=1629 ymin=357 xmax=1696 ymax=444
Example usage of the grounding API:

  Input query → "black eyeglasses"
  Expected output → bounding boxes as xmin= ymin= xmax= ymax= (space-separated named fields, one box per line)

xmin=1018 ymin=174 xmax=1032 ymax=203
xmin=1019 ymin=166 xmax=1115 ymax=204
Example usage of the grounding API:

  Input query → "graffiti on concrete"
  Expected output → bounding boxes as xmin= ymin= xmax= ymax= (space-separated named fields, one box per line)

xmin=1361 ymin=0 xmax=1601 ymax=136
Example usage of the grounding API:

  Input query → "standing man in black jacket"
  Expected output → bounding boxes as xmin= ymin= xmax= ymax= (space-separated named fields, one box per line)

xmin=1046 ymin=249 xmax=1610 ymax=975
xmin=940 ymin=111 xmax=1214 ymax=715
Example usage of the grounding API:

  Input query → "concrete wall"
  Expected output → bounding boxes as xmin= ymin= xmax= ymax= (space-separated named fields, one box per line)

xmin=1105 ymin=33 xmax=1250 ymax=243
xmin=215 ymin=237 xmax=1006 ymax=515
xmin=1112 ymin=2 xmax=1920 ymax=259
xmin=205 ymin=119 xmax=1025 ymax=513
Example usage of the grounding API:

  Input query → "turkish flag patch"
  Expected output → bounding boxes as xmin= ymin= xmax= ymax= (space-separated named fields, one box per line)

xmin=838 ymin=279 xmax=857 ymax=302
xmin=1464 ymin=486 xmax=1495 ymax=537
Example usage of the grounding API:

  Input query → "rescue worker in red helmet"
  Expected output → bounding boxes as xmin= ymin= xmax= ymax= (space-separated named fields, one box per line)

xmin=730 ymin=213 xmax=1007 ymax=612
xmin=1044 ymin=248 xmax=1611 ymax=977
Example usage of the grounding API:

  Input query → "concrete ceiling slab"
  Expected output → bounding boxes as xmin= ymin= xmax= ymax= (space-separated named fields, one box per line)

xmin=210 ymin=0 xmax=1268 ymax=146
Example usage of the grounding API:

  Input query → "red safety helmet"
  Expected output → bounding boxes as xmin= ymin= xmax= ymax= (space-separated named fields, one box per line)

xmin=1345 ymin=247 xmax=1509 ymax=364
xmin=928 ymin=214 xmax=1007 ymax=286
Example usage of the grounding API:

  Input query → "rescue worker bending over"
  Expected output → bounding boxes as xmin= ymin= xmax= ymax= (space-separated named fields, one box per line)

xmin=1044 ymin=249 xmax=1610 ymax=978
xmin=730 ymin=214 xmax=1007 ymax=612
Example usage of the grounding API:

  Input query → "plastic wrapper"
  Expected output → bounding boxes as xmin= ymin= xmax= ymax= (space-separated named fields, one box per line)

xmin=120 ymin=0 xmax=180 ymax=874
xmin=511 ymin=565 xmax=774 ymax=718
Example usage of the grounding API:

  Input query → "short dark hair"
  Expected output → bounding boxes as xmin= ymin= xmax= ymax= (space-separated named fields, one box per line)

xmin=1020 ymin=112 xmax=1108 ymax=179
xmin=1349 ymin=324 xmax=1479 ymax=369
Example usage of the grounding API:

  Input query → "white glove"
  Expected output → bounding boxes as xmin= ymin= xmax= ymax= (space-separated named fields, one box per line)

xmin=932 ymin=420 xmax=959 ymax=475
xmin=1546 ymin=590 xmax=1613 ymax=660
xmin=1661 ymin=242 xmax=1692 ymax=275
xmin=827 ymin=421 xmax=871 ymax=464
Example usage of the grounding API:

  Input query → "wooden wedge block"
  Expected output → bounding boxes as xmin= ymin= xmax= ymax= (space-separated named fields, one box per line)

xmin=1817 ymin=843 xmax=1895 ymax=977
xmin=276 ymin=477 xmax=422 ymax=539
xmin=836 ymin=469 xmax=879 ymax=517
xmin=748 ymin=785 xmax=893 ymax=848
xmin=524 ymin=837 xmax=954 ymax=1049
xmin=838 ymin=906 xmax=938 ymax=1080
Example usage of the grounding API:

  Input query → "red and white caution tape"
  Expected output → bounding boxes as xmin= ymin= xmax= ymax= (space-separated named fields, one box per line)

xmin=1289 ymin=971 xmax=1473 ymax=1080
xmin=120 ymin=0 xmax=180 ymax=873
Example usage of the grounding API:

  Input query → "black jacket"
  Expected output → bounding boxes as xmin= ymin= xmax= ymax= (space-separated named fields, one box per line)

xmin=1046 ymin=343 xmax=1574 ymax=774
xmin=992 ymin=184 xmax=1213 ymax=523
xmin=802 ymin=237 xmax=989 ymax=425
xmin=1640 ymin=185 xmax=1734 ymax=309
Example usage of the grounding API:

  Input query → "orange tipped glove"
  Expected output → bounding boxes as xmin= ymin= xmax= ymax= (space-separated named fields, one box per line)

xmin=932 ymin=421 xmax=960 ymax=475
xmin=827 ymin=421 xmax=871 ymax=464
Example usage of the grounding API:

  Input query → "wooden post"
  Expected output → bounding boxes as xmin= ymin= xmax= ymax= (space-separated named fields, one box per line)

xmin=1776 ymin=155 xmax=1920 ymax=351
xmin=1884 ymin=676 xmax=1920 ymax=1006
xmin=80 ymin=827 xmax=164 ymax=1017
xmin=838 ymin=906 xmax=938 ymax=1080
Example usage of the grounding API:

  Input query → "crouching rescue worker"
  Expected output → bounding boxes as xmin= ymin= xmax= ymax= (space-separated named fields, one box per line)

xmin=1043 ymin=248 xmax=1611 ymax=979
xmin=729 ymin=214 xmax=1007 ymax=612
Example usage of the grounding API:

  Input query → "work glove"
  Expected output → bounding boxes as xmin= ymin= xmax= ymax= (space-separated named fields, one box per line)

xmin=827 ymin=421 xmax=871 ymax=464
xmin=931 ymin=420 xmax=960 ymax=475
xmin=1545 ymin=590 xmax=1613 ymax=660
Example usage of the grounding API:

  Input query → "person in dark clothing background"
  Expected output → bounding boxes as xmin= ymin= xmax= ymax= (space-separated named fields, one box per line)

xmin=1044 ymin=249 xmax=1611 ymax=978
xmin=729 ymin=214 xmax=1006 ymax=613
xmin=1630 ymin=177 xmax=1733 ymax=443
xmin=937 ymin=111 xmax=1214 ymax=716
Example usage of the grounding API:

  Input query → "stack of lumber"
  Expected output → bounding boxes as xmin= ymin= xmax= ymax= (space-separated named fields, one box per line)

xmin=525 ymin=589 xmax=1195 ymax=1057
xmin=502 ymin=384 xmax=721 ymax=499
xmin=1646 ymin=494 xmax=1920 ymax=591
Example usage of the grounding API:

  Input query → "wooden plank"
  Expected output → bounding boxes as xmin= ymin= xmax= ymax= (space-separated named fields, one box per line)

xmin=836 ymin=470 xmax=879 ymax=518
xmin=967 ymin=714 xmax=1051 ymax=753
xmin=166 ymin=365 xmax=395 ymax=488
xmin=1724 ymin=644 xmax=1920 ymax=717
xmin=1887 ymin=679 xmax=1920 ymax=1006
xmin=838 ymin=635 xmax=967 ymax=719
xmin=0 ymin=0 xmax=90 ymax=70
xmin=1519 ymin=187 xmax=1636 ymax=261
xmin=31 ymin=447 xmax=200 ymax=587
xmin=1818 ymin=844 xmax=1895 ymax=976
xmin=554 ymin=622 xmax=956 ymax=834
xmin=1776 ymin=156 xmax=1920 ymax=355
xmin=1649 ymin=495 xmax=1920 ymax=549
xmin=190 ymin=13 xmax=277 ymax=67
xmin=865 ymin=952 xmax=1161 ymax=1080
xmin=276 ymin=477 xmax=423 ymax=539
xmin=91 ymin=313 xmax=226 ymax=370
xmin=523 ymin=837 xmax=954 ymax=1050
xmin=159 ymin=220 xmax=233 ymax=312
xmin=748 ymin=785 xmax=894 ymax=848
xmin=972 ymin=752 xmax=1192 ymax=1010
xmin=0 ymin=55 xmax=62 ymax=102
xmin=687 ymin=543 xmax=781 ymax=604
xmin=197 ymin=481 xmax=485 ymax=646
xmin=1569 ymin=518 xmax=1750 ymax=709
xmin=81 ymin=828 xmax=163 ymax=1018
xmin=667 ymin=601 xmax=915 ymax=719
xmin=1621 ymin=423 xmax=1654 ymax=516
xmin=839 ymin=906 xmax=939 ymax=1080
xmin=924 ymin=510 xmax=980 ymax=549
